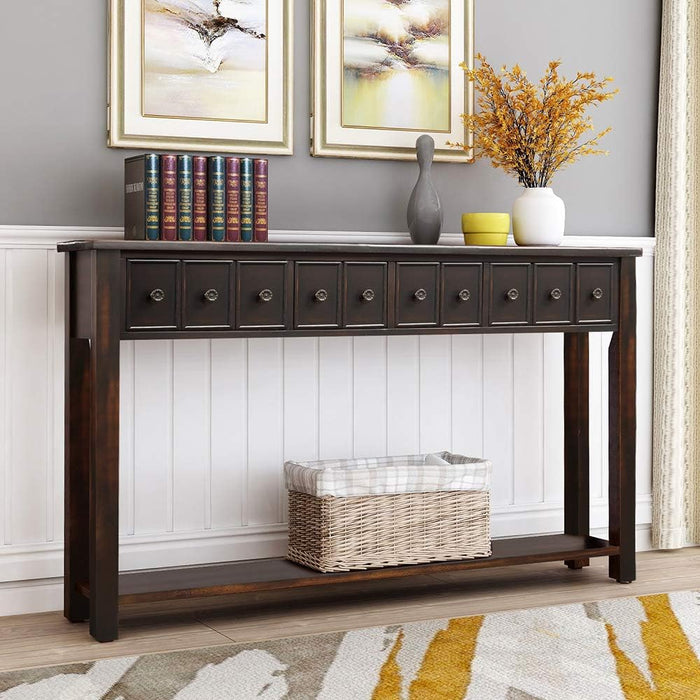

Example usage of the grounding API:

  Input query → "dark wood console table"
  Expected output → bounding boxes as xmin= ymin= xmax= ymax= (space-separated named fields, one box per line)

xmin=59 ymin=240 xmax=641 ymax=642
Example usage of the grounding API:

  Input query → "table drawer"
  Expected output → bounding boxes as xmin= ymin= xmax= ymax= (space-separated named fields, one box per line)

xmin=577 ymin=263 xmax=616 ymax=323
xmin=441 ymin=263 xmax=482 ymax=327
xmin=396 ymin=263 xmax=439 ymax=327
xmin=534 ymin=263 xmax=574 ymax=325
xmin=489 ymin=263 xmax=532 ymax=326
xmin=237 ymin=261 xmax=288 ymax=329
xmin=126 ymin=259 xmax=179 ymax=330
xmin=344 ymin=263 xmax=387 ymax=328
xmin=295 ymin=262 xmax=341 ymax=329
xmin=183 ymin=261 xmax=234 ymax=330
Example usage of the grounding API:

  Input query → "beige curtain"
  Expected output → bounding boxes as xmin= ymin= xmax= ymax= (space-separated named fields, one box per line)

xmin=653 ymin=0 xmax=700 ymax=548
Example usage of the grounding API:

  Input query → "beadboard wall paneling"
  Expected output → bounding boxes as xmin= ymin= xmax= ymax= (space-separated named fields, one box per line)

xmin=0 ymin=227 xmax=655 ymax=615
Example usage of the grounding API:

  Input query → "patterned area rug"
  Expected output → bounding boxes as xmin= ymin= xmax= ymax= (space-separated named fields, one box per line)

xmin=1 ymin=591 xmax=699 ymax=699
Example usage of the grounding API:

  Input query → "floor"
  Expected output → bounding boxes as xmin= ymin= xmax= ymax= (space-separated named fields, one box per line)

xmin=0 ymin=548 xmax=697 ymax=673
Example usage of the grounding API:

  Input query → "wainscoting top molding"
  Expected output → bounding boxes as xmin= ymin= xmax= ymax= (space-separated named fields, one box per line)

xmin=0 ymin=225 xmax=656 ymax=255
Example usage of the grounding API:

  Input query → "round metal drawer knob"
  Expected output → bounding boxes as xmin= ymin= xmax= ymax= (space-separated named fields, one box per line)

xmin=592 ymin=287 xmax=604 ymax=300
xmin=458 ymin=289 xmax=471 ymax=302
xmin=506 ymin=288 xmax=520 ymax=302
xmin=149 ymin=288 xmax=166 ymax=303
xmin=258 ymin=289 xmax=274 ymax=303
xmin=361 ymin=289 xmax=375 ymax=302
xmin=204 ymin=289 xmax=219 ymax=303
xmin=413 ymin=288 xmax=428 ymax=302
xmin=314 ymin=289 xmax=329 ymax=303
xmin=550 ymin=288 xmax=563 ymax=301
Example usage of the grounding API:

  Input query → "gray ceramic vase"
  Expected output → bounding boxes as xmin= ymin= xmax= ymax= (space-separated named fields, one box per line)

xmin=407 ymin=134 xmax=443 ymax=245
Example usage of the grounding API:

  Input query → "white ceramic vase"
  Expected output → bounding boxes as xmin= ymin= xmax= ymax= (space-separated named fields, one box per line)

xmin=512 ymin=187 xmax=565 ymax=246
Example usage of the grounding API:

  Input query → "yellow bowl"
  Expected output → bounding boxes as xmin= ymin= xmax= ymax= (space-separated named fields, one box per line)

xmin=462 ymin=213 xmax=511 ymax=234
xmin=463 ymin=232 xmax=508 ymax=246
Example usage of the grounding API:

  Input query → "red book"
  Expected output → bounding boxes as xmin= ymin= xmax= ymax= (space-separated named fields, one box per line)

xmin=160 ymin=155 xmax=178 ymax=241
xmin=225 ymin=157 xmax=241 ymax=242
xmin=192 ymin=156 xmax=208 ymax=241
xmin=253 ymin=159 xmax=268 ymax=242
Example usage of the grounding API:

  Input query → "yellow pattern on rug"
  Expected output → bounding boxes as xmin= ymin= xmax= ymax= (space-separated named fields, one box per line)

xmin=607 ymin=593 xmax=700 ymax=699
xmin=373 ymin=616 xmax=484 ymax=699
xmin=372 ymin=630 xmax=405 ymax=699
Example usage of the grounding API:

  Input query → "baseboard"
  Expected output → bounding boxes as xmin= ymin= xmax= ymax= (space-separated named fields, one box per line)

xmin=0 ymin=578 xmax=64 ymax=617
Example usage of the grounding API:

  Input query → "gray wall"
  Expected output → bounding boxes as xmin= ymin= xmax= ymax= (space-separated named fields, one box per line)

xmin=0 ymin=1 xmax=660 ymax=235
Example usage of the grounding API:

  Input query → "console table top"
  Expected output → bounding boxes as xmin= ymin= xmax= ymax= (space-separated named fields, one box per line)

xmin=57 ymin=239 xmax=643 ymax=258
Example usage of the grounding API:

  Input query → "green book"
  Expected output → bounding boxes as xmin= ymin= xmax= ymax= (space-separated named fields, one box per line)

xmin=177 ymin=155 xmax=193 ymax=241
xmin=240 ymin=157 xmax=254 ymax=242
xmin=208 ymin=156 xmax=226 ymax=242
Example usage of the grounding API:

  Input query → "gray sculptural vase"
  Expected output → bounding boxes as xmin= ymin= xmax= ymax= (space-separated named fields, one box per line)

xmin=407 ymin=135 xmax=443 ymax=245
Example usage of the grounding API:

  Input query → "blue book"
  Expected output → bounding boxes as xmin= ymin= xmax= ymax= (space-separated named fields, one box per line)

xmin=240 ymin=157 xmax=254 ymax=242
xmin=177 ymin=155 xmax=193 ymax=241
xmin=208 ymin=156 xmax=226 ymax=242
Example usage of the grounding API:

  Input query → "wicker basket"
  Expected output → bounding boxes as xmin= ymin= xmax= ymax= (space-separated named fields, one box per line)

xmin=285 ymin=452 xmax=491 ymax=572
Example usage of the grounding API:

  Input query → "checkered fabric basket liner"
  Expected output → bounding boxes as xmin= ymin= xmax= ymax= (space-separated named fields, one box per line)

xmin=286 ymin=452 xmax=491 ymax=572
xmin=284 ymin=451 xmax=491 ymax=497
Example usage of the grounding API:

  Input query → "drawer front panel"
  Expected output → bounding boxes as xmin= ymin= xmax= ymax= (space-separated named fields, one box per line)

xmin=396 ymin=263 xmax=439 ymax=327
xmin=237 ymin=262 xmax=288 ymax=329
xmin=534 ymin=263 xmax=574 ymax=325
xmin=489 ymin=263 xmax=531 ymax=326
xmin=295 ymin=262 xmax=341 ymax=329
xmin=344 ymin=263 xmax=388 ymax=328
xmin=577 ymin=263 xmax=616 ymax=323
xmin=126 ymin=260 xmax=179 ymax=330
xmin=441 ymin=263 xmax=482 ymax=327
xmin=183 ymin=261 xmax=234 ymax=329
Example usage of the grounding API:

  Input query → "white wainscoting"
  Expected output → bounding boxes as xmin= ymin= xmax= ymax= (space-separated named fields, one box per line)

xmin=0 ymin=226 xmax=655 ymax=615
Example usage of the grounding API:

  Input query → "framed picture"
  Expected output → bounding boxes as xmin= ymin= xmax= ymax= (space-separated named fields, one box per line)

xmin=108 ymin=0 xmax=293 ymax=154
xmin=312 ymin=0 xmax=473 ymax=162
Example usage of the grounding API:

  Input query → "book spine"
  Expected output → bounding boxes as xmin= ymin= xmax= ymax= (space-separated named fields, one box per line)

xmin=143 ymin=154 xmax=161 ymax=241
xmin=253 ymin=159 xmax=268 ymax=242
xmin=192 ymin=156 xmax=208 ymax=241
xmin=240 ymin=158 xmax=254 ymax=242
xmin=160 ymin=154 xmax=178 ymax=241
xmin=177 ymin=155 xmax=194 ymax=241
xmin=225 ymin=157 xmax=241 ymax=242
xmin=208 ymin=156 xmax=226 ymax=242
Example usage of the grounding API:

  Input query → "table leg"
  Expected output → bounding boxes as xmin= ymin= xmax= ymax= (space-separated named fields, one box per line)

xmin=564 ymin=332 xmax=590 ymax=569
xmin=88 ymin=250 xmax=121 ymax=641
xmin=609 ymin=257 xmax=636 ymax=584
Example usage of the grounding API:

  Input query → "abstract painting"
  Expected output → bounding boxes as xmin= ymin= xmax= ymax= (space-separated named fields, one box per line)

xmin=312 ymin=0 xmax=472 ymax=161
xmin=144 ymin=0 xmax=267 ymax=122
xmin=342 ymin=0 xmax=450 ymax=132
xmin=108 ymin=0 xmax=292 ymax=154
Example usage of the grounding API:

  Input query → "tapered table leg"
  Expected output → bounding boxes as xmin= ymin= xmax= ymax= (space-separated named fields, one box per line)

xmin=564 ymin=332 xmax=590 ymax=570
xmin=609 ymin=257 xmax=636 ymax=583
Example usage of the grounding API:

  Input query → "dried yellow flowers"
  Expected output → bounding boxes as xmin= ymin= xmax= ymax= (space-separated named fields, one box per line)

xmin=452 ymin=54 xmax=618 ymax=187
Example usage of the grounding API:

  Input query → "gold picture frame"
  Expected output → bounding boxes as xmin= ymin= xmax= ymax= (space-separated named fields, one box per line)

xmin=108 ymin=0 xmax=293 ymax=155
xmin=312 ymin=0 xmax=473 ymax=162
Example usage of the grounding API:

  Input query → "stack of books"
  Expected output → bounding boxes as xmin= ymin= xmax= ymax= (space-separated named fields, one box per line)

xmin=124 ymin=154 xmax=269 ymax=242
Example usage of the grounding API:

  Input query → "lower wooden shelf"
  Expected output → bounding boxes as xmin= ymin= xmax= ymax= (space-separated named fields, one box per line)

xmin=77 ymin=534 xmax=618 ymax=605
